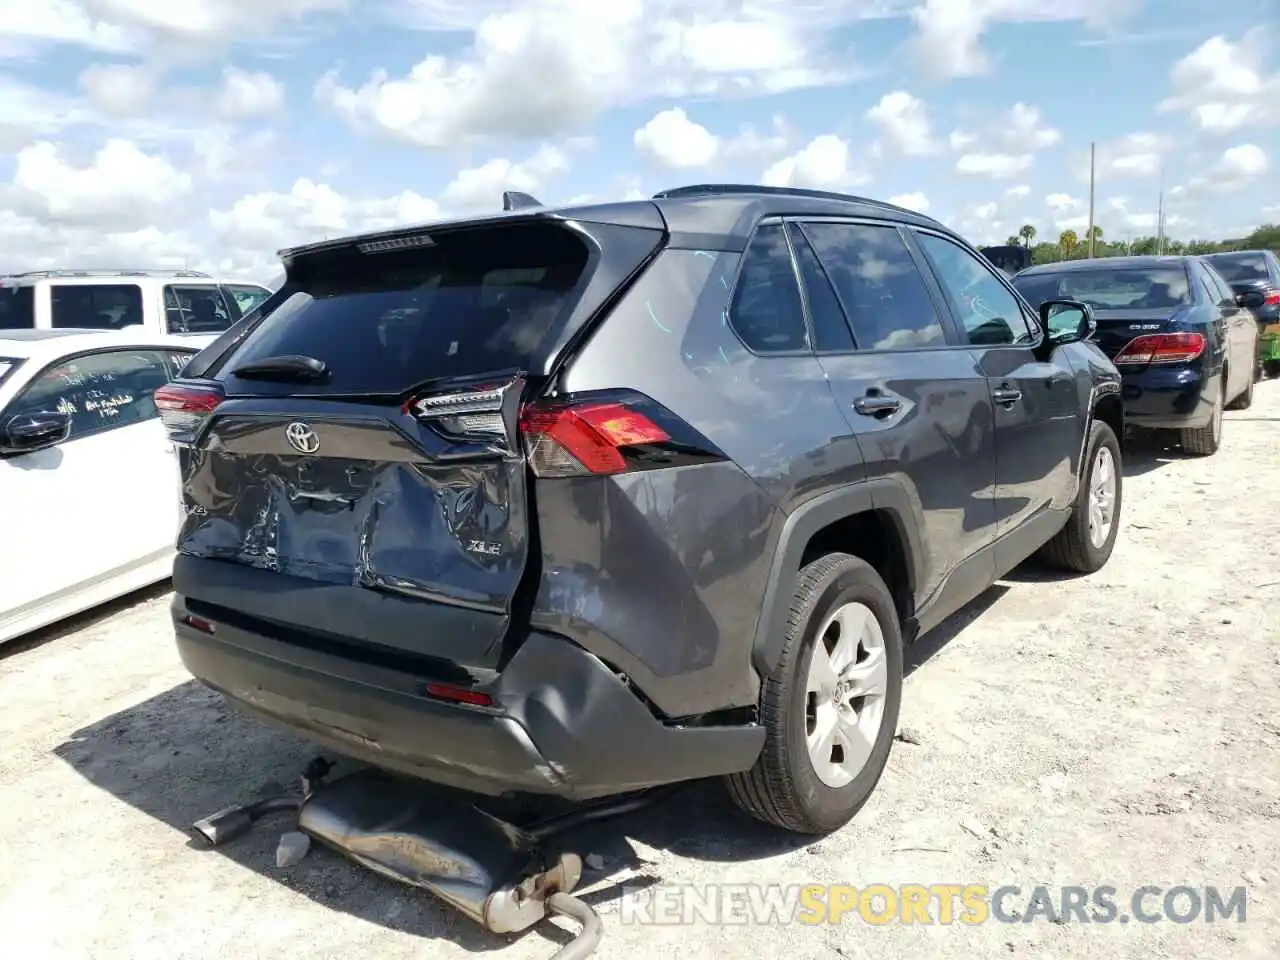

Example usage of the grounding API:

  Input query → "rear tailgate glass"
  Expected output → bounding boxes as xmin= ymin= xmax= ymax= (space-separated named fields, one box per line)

xmin=220 ymin=222 xmax=597 ymax=397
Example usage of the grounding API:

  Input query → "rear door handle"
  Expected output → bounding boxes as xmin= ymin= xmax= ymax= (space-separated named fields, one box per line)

xmin=852 ymin=394 xmax=902 ymax=417
xmin=992 ymin=384 xmax=1022 ymax=405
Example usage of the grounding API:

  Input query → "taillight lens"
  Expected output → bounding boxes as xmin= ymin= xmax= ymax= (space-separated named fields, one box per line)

xmin=519 ymin=400 xmax=670 ymax=477
xmin=1112 ymin=332 xmax=1206 ymax=365
xmin=1264 ymin=290 xmax=1280 ymax=306
xmin=154 ymin=381 xmax=224 ymax=443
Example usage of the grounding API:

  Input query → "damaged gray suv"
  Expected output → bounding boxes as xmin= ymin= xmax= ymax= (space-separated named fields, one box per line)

xmin=157 ymin=184 xmax=1124 ymax=835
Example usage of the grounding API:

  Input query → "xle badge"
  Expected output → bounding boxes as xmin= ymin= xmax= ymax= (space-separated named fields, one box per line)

xmin=466 ymin=540 xmax=503 ymax=556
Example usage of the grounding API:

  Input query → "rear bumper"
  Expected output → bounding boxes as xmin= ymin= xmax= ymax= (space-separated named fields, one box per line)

xmin=172 ymin=591 xmax=764 ymax=801
xmin=1118 ymin=365 xmax=1214 ymax=430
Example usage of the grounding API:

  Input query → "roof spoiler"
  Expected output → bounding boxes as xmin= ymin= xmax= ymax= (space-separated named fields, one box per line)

xmin=502 ymin=191 xmax=543 ymax=211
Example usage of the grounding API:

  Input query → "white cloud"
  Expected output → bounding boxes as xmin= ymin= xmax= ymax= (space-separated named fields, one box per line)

xmin=956 ymin=152 xmax=1033 ymax=179
xmin=762 ymin=135 xmax=868 ymax=190
xmin=1082 ymin=132 xmax=1170 ymax=180
xmin=214 ymin=66 xmax=285 ymax=120
xmin=0 ymin=1 xmax=135 ymax=55
xmin=76 ymin=0 xmax=346 ymax=44
xmin=997 ymin=103 xmax=1060 ymax=152
xmin=1159 ymin=30 xmax=1279 ymax=133
xmin=888 ymin=191 xmax=929 ymax=212
xmin=634 ymin=108 xmax=719 ymax=168
xmin=4 ymin=138 xmax=192 ymax=230
xmin=1169 ymin=143 xmax=1270 ymax=201
xmin=866 ymin=91 xmax=936 ymax=156
xmin=314 ymin=0 xmax=862 ymax=148
xmin=1046 ymin=192 xmax=1080 ymax=212
xmin=440 ymin=144 xmax=571 ymax=211
xmin=948 ymin=128 xmax=976 ymax=151
xmin=908 ymin=0 xmax=1138 ymax=78
xmin=78 ymin=62 xmax=156 ymax=116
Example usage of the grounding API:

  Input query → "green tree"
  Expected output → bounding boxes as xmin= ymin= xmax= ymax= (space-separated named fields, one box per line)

xmin=1005 ymin=235 xmax=1020 ymax=246
xmin=1058 ymin=228 xmax=1079 ymax=260
xmin=1019 ymin=224 xmax=1036 ymax=248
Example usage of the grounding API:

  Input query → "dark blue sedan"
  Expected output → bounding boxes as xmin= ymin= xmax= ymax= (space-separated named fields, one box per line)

xmin=1013 ymin=255 xmax=1258 ymax=456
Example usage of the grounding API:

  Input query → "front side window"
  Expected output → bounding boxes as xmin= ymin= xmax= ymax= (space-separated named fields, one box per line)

xmin=2 ymin=349 xmax=178 ymax=444
xmin=1202 ymin=252 xmax=1269 ymax=284
xmin=799 ymin=221 xmax=947 ymax=350
xmin=222 ymin=283 xmax=272 ymax=316
xmin=915 ymin=232 xmax=1036 ymax=346
xmin=50 ymin=284 xmax=144 ymax=329
xmin=165 ymin=285 xmax=235 ymax=333
xmin=727 ymin=223 xmax=809 ymax=353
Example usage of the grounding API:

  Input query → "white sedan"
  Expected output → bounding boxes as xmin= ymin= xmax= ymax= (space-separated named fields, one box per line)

xmin=0 ymin=329 xmax=203 ymax=644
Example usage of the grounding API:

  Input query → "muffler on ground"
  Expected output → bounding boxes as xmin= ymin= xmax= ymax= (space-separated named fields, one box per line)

xmin=193 ymin=767 xmax=605 ymax=960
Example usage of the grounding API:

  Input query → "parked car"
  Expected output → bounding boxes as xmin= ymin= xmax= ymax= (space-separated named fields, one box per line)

xmin=1012 ymin=255 xmax=1258 ymax=456
xmin=1199 ymin=249 xmax=1280 ymax=379
xmin=979 ymin=244 xmax=1033 ymax=278
xmin=0 ymin=329 xmax=202 ymax=644
xmin=0 ymin=268 xmax=272 ymax=346
xmin=158 ymin=183 xmax=1124 ymax=835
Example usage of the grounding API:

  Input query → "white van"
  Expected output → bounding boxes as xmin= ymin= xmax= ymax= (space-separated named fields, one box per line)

xmin=0 ymin=269 xmax=273 ymax=347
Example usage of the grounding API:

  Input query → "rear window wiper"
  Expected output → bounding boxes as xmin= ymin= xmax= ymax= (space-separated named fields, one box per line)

xmin=231 ymin=354 xmax=330 ymax=381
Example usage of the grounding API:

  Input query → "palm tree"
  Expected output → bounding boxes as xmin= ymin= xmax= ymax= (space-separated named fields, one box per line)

xmin=1005 ymin=235 xmax=1020 ymax=246
xmin=1018 ymin=224 xmax=1036 ymax=248
xmin=1087 ymin=225 xmax=1103 ymax=245
xmin=1059 ymin=229 xmax=1079 ymax=260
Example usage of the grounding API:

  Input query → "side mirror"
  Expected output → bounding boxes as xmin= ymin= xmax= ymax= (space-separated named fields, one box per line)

xmin=1236 ymin=290 xmax=1265 ymax=310
xmin=0 ymin=410 xmax=72 ymax=454
xmin=1039 ymin=298 xmax=1096 ymax=345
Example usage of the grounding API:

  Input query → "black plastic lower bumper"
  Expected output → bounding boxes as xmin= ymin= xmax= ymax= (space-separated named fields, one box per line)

xmin=172 ymin=593 xmax=764 ymax=801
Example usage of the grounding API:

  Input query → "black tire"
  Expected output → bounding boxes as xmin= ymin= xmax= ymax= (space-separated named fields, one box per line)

xmin=1227 ymin=370 xmax=1254 ymax=410
xmin=1266 ymin=359 xmax=1280 ymax=380
xmin=1039 ymin=420 xmax=1122 ymax=574
xmin=725 ymin=553 xmax=903 ymax=835
xmin=1181 ymin=375 xmax=1225 ymax=456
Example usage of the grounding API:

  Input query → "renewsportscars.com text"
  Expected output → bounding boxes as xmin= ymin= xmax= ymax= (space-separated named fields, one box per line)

xmin=617 ymin=883 xmax=1248 ymax=926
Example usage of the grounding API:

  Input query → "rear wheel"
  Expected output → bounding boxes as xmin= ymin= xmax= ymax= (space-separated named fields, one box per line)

xmin=1181 ymin=375 xmax=1225 ymax=456
xmin=726 ymin=553 xmax=903 ymax=835
xmin=1040 ymin=420 xmax=1122 ymax=573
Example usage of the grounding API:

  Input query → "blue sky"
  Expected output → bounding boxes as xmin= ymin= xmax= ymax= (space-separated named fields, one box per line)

xmin=0 ymin=0 xmax=1276 ymax=279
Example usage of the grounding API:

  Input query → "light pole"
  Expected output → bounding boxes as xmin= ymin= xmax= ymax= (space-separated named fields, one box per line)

xmin=1086 ymin=142 xmax=1096 ymax=258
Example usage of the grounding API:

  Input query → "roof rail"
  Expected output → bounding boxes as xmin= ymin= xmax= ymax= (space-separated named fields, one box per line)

xmin=6 ymin=268 xmax=213 ymax=280
xmin=652 ymin=183 xmax=937 ymax=220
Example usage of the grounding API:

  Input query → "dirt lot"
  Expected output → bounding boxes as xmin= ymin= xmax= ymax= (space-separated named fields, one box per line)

xmin=2 ymin=383 xmax=1278 ymax=960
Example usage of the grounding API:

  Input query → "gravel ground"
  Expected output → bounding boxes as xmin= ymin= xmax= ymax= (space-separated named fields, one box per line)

xmin=2 ymin=382 xmax=1278 ymax=960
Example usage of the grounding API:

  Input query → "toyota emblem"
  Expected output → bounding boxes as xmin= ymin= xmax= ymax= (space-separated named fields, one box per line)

xmin=285 ymin=422 xmax=320 ymax=454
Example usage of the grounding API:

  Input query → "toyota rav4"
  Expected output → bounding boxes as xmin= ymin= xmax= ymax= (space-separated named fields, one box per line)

xmin=156 ymin=184 xmax=1124 ymax=835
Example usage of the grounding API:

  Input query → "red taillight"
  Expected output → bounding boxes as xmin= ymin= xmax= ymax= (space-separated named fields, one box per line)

xmin=1264 ymin=290 xmax=1280 ymax=306
xmin=423 ymin=682 xmax=494 ymax=707
xmin=154 ymin=381 xmax=224 ymax=442
xmin=1112 ymin=332 xmax=1206 ymax=365
xmin=518 ymin=401 xmax=670 ymax=477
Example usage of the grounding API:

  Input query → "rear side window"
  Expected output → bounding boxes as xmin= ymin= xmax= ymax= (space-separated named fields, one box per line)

xmin=799 ymin=222 xmax=946 ymax=350
xmin=727 ymin=223 xmax=809 ymax=353
xmin=0 ymin=286 xmax=34 ymax=329
xmin=223 ymin=223 xmax=593 ymax=395
xmin=51 ymin=284 xmax=144 ymax=329
xmin=0 ymin=357 xmax=20 ymax=387
xmin=787 ymin=224 xmax=855 ymax=352
xmin=1198 ymin=262 xmax=1235 ymax=306
xmin=165 ymin=285 xmax=234 ymax=333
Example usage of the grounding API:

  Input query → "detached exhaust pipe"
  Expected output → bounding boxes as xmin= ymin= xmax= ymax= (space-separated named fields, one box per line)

xmin=190 ymin=765 xmax=660 ymax=959
xmin=192 ymin=796 xmax=302 ymax=847
xmin=295 ymin=769 xmax=603 ymax=954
